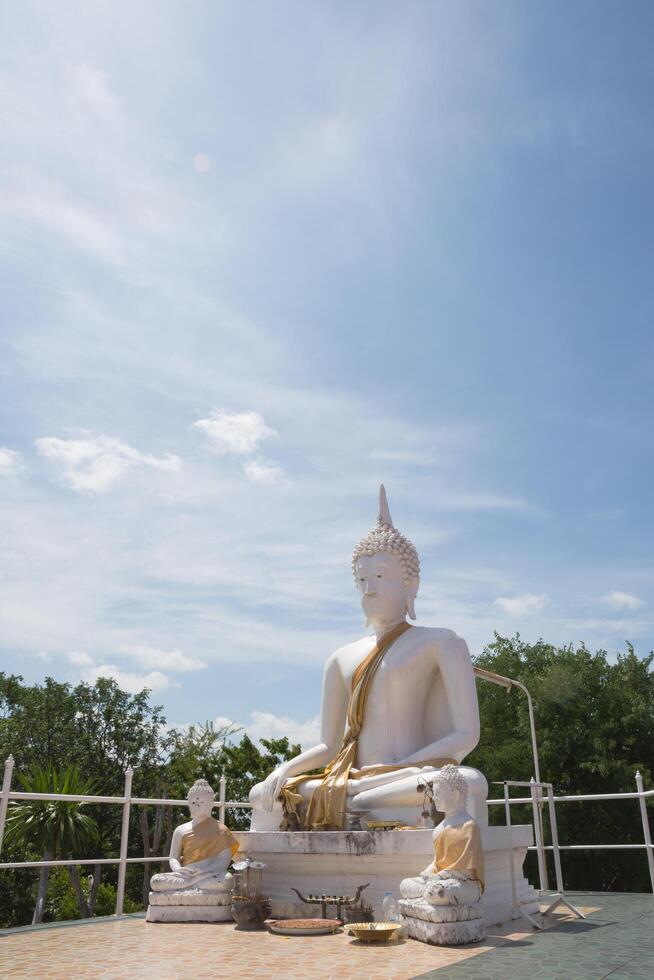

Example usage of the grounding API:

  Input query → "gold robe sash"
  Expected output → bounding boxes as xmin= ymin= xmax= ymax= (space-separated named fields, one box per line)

xmin=433 ymin=819 xmax=485 ymax=891
xmin=280 ymin=621 xmax=455 ymax=831
xmin=180 ymin=816 xmax=239 ymax=867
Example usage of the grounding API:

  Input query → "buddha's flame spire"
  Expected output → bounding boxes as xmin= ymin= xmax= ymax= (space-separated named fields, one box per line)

xmin=378 ymin=483 xmax=394 ymax=528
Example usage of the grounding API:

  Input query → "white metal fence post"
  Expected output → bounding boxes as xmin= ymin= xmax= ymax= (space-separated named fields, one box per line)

xmin=219 ymin=774 xmax=227 ymax=824
xmin=503 ymin=781 xmax=519 ymax=912
xmin=530 ymin=776 xmax=548 ymax=892
xmin=0 ymin=755 xmax=15 ymax=857
xmin=115 ymin=767 xmax=133 ymax=916
xmin=635 ymin=771 xmax=654 ymax=893
xmin=546 ymin=785 xmax=565 ymax=894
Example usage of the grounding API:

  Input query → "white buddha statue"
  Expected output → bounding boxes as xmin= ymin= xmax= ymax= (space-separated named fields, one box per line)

xmin=398 ymin=764 xmax=486 ymax=945
xmin=249 ymin=487 xmax=487 ymax=832
xmin=146 ymin=778 xmax=240 ymax=922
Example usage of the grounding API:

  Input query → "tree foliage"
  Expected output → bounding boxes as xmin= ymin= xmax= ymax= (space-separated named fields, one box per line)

xmin=469 ymin=634 xmax=654 ymax=892
xmin=0 ymin=673 xmax=300 ymax=925
xmin=4 ymin=765 xmax=100 ymax=923
xmin=1 ymin=636 xmax=652 ymax=925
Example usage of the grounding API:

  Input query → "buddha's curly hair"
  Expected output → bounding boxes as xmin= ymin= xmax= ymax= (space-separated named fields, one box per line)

xmin=434 ymin=765 xmax=468 ymax=804
xmin=187 ymin=778 xmax=215 ymax=803
xmin=352 ymin=516 xmax=420 ymax=586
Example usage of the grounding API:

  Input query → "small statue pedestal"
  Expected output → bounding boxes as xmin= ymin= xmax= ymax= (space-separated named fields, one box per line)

xmin=146 ymin=882 xmax=234 ymax=923
xmin=235 ymin=826 xmax=537 ymax=927
xmin=399 ymin=899 xmax=486 ymax=945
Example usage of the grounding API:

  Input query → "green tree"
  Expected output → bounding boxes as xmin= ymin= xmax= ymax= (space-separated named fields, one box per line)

xmin=469 ymin=634 xmax=654 ymax=892
xmin=0 ymin=672 xmax=171 ymax=920
xmin=217 ymin=734 xmax=301 ymax=830
xmin=4 ymin=765 xmax=100 ymax=923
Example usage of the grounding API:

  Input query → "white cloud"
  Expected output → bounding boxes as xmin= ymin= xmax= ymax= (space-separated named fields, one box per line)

xmin=74 ymin=657 xmax=175 ymax=693
xmin=494 ymin=593 xmax=549 ymax=616
xmin=118 ymin=643 xmax=207 ymax=672
xmin=67 ymin=650 xmax=94 ymax=667
xmin=65 ymin=648 xmax=201 ymax=692
xmin=193 ymin=408 xmax=277 ymax=457
xmin=215 ymin=711 xmax=320 ymax=751
xmin=601 ymin=591 xmax=645 ymax=612
xmin=35 ymin=434 xmax=181 ymax=492
xmin=0 ymin=448 xmax=22 ymax=475
xmin=193 ymin=408 xmax=286 ymax=484
xmin=242 ymin=457 xmax=285 ymax=486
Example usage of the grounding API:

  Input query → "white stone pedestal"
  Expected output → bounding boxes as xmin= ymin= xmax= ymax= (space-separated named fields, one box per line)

xmin=235 ymin=826 xmax=538 ymax=927
xmin=146 ymin=891 xmax=233 ymax=923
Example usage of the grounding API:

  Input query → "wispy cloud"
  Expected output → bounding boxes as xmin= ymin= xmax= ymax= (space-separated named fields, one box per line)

xmin=118 ymin=643 xmax=207 ymax=672
xmin=601 ymin=591 xmax=645 ymax=612
xmin=494 ymin=593 xmax=549 ymax=616
xmin=193 ymin=408 xmax=285 ymax=485
xmin=193 ymin=409 xmax=277 ymax=457
xmin=215 ymin=710 xmax=321 ymax=751
xmin=36 ymin=434 xmax=181 ymax=493
xmin=0 ymin=448 xmax=22 ymax=476
xmin=67 ymin=651 xmax=175 ymax=693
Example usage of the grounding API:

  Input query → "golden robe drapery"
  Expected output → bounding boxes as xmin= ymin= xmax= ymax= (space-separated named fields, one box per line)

xmin=433 ymin=819 xmax=485 ymax=891
xmin=279 ymin=621 xmax=455 ymax=831
xmin=180 ymin=816 xmax=239 ymax=867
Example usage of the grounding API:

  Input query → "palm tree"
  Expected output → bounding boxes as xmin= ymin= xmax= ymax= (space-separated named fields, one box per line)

xmin=4 ymin=765 xmax=100 ymax=924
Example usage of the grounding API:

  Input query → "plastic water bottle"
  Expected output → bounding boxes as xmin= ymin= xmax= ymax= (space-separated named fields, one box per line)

xmin=382 ymin=891 xmax=400 ymax=923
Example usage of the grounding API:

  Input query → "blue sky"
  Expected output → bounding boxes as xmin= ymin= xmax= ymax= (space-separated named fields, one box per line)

xmin=1 ymin=1 xmax=653 ymax=748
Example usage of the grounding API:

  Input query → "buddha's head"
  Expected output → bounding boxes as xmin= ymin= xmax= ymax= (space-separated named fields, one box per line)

xmin=187 ymin=778 xmax=216 ymax=821
xmin=352 ymin=485 xmax=420 ymax=629
xmin=432 ymin=765 xmax=468 ymax=815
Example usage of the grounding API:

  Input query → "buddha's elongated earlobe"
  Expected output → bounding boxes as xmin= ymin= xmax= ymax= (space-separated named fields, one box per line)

xmin=406 ymin=595 xmax=417 ymax=621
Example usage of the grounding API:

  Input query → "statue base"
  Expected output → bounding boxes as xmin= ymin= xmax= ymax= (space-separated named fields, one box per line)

xmin=399 ymin=897 xmax=486 ymax=945
xmin=401 ymin=912 xmax=486 ymax=945
xmin=146 ymin=904 xmax=233 ymax=923
xmin=235 ymin=826 xmax=538 ymax=927
xmin=146 ymin=890 xmax=233 ymax=923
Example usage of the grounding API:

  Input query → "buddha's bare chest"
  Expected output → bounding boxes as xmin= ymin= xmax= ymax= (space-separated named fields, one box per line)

xmin=338 ymin=636 xmax=440 ymax=757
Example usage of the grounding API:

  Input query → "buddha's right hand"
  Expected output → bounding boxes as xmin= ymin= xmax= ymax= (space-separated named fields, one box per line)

xmin=260 ymin=764 xmax=291 ymax=811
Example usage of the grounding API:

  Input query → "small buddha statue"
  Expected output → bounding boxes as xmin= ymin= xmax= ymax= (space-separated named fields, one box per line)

xmin=398 ymin=765 xmax=486 ymax=945
xmin=146 ymin=779 xmax=240 ymax=922
xmin=249 ymin=486 xmax=487 ymax=832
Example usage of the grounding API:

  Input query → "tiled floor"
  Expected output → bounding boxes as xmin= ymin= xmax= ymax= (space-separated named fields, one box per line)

xmin=0 ymin=893 xmax=652 ymax=979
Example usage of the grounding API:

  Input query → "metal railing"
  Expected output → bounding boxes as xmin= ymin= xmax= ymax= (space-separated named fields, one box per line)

xmin=1 ymin=754 xmax=653 ymax=919
xmin=487 ymin=771 xmax=654 ymax=895
xmin=0 ymin=755 xmax=248 ymax=915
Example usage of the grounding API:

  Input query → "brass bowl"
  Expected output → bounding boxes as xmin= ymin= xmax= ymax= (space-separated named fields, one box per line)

xmin=346 ymin=921 xmax=402 ymax=943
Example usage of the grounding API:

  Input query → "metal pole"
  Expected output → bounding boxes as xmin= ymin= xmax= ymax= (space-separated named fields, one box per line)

xmin=219 ymin=774 xmax=227 ymax=824
xmin=546 ymin=785 xmax=564 ymax=894
xmin=115 ymin=767 xmax=133 ymax=916
xmin=530 ymin=777 xmax=548 ymax=892
xmin=473 ymin=669 xmax=542 ymax=786
xmin=0 ymin=755 xmax=15 ymax=857
xmin=541 ymin=783 xmax=585 ymax=919
xmin=635 ymin=771 xmax=654 ymax=894
xmin=503 ymin=782 xmax=519 ymax=912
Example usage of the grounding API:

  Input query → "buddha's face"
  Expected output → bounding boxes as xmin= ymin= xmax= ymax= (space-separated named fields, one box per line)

xmin=188 ymin=796 xmax=214 ymax=821
xmin=355 ymin=552 xmax=408 ymax=627
xmin=433 ymin=780 xmax=459 ymax=815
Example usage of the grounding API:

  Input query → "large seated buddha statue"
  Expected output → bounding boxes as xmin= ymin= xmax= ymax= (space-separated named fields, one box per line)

xmin=146 ymin=779 xmax=240 ymax=922
xmin=249 ymin=487 xmax=487 ymax=832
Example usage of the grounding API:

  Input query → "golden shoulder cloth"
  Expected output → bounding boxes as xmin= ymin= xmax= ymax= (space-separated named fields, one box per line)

xmin=180 ymin=816 xmax=239 ymax=867
xmin=279 ymin=621 xmax=453 ymax=831
xmin=434 ymin=820 xmax=485 ymax=891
